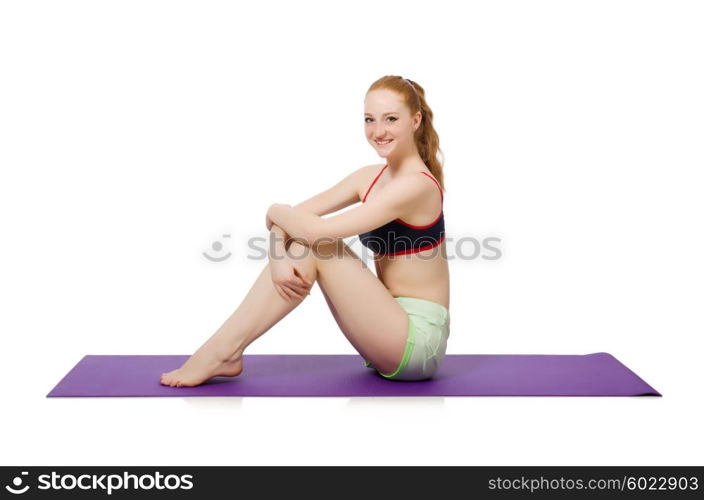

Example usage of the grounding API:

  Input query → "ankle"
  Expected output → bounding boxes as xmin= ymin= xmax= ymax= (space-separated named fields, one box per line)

xmin=211 ymin=336 xmax=245 ymax=363
xmin=228 ymin=348 xmax=244 ymax=363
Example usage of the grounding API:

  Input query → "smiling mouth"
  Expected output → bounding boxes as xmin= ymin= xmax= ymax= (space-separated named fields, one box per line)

xmin=375 ymin=139 xmax=393 ymax=145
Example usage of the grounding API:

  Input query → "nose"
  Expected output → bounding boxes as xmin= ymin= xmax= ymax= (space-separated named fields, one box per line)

xmin=374 ymin=122 xmax=387 ymax=139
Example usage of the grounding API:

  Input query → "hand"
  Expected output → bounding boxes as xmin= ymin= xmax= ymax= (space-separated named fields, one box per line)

xmin=266 ymin=211 xmax=275 ymax=232
xmin=270 ymin=257 xmax=314 ymax=302
xmin=266 ymin=204 xmax=291 ymax=231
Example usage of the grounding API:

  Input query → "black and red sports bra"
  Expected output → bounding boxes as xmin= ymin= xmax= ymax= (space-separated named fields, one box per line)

xmin=358 ymin=164 xmax=446 ymax=256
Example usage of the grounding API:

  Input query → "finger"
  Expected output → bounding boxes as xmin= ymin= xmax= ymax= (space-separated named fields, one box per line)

xmin=298 ymin=275 xmax=314 ymax=287
xmin=287 ymin=280 xmax=308 ymax=291
xmin=293 ymin=283 xmax=311 ymax=297
xmin=276 ymin=284 xmax=291 ymax=302
xmin=284 ymin=284 xmax=305 ymax=299
xmin=295 ymin=273 xmax=314 ymax=291
xmin=287 ymin=281 xmax=310 ymax=296
xmin=287 ymin=284 xmax=305 ymax=299
xmin=294 ymin=267 xmax=314 ymax=286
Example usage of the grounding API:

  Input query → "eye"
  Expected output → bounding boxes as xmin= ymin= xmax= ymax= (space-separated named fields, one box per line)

xmin=364 ymin=117 xmax=398 ymax=123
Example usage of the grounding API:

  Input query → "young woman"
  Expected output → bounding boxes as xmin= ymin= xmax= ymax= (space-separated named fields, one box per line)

xmin=160 ymin=75 xmax=450 ymax=387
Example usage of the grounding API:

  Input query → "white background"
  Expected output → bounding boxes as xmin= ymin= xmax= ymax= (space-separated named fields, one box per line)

xmin=1 ymin=0 xmax=702 ymax=466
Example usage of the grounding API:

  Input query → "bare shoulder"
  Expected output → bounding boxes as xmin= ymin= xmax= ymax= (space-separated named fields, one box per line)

xmin=353 ymin=163 xmax=386 ymax=194
xmin=358 ymin=163 xmax=385 ymax=178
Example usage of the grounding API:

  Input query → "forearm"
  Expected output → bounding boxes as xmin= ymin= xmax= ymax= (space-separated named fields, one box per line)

xmin=267 ymin=204 xmax=319 ymax=246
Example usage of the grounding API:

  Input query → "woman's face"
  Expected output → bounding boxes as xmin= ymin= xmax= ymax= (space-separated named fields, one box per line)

xmin=364 ymin=89 xmax=421 ymax=159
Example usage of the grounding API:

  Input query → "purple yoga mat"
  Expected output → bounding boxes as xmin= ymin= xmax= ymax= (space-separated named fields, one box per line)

xmin=46 ymin=352 xmax=660 ymax=397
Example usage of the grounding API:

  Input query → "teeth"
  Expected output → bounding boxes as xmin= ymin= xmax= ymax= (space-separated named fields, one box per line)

xmin=376 ymin=140 xmax=392 ymax=144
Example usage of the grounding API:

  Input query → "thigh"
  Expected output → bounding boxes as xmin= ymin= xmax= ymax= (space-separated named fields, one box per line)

xmin=318 ymin=284 xmax=351 ymax=338
xmin=312 ymin=241 xmax=410 ymax=375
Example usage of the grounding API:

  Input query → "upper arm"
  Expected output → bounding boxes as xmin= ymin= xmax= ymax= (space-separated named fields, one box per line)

xmin=292 ymin=165 xmax=372 ymax=217
xmin=311 ymin=175 xmax=429 ymax=242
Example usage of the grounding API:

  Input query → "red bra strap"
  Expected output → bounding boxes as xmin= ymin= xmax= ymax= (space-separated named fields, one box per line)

xmin=362 ymin=164 xmax=388 ymax=202
xmin=420 ymin=171 xmax=443 ymax=202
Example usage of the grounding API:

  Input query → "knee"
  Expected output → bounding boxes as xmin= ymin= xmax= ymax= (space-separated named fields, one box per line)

xmin=288 ymin=238 xmax=340 ymax=258
xmin=286 ymin=240 xmax=314 ymax=260
xmin=310 ymin=239 xmax=344 ymax=260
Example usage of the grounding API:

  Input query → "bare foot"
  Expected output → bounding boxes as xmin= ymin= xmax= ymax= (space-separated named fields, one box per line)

xmin=160 ymin=340 xmax=244 ymax=387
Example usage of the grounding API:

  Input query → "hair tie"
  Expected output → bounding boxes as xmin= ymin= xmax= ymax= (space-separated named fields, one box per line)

xmin=405 ymin=78 xmax=419 ymax=98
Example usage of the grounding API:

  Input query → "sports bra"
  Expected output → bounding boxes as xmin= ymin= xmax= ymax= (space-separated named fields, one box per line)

xmin=358 ymin=164 xmax=446 ymax=256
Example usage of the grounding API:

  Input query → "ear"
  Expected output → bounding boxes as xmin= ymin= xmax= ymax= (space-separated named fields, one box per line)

xmin=414 ymin=110 xmax=422 ymax=131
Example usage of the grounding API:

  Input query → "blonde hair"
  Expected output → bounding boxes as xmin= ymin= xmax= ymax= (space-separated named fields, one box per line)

xmin=367 ymin=75 xmax=446 ymax=192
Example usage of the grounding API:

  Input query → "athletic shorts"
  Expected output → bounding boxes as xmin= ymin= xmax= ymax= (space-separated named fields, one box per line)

xmin=364 ymin=296 xmax=450 ymax=381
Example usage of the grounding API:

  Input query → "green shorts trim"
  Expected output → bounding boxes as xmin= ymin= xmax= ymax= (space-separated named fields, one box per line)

xmin=363 ymin=296 xmax=450 ymax=381
xmin=378 ymin=318 xmax=416 ymax=379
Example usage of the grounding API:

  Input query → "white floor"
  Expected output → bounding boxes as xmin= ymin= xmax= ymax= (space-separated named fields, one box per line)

xmin=3 ymin=397 xmax=692 ymax=465
xmin=2 ymin=358 xmax=696 ymax=465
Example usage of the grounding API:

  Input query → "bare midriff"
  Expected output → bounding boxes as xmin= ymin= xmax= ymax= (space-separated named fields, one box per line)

xmin=373 ymin=244 xmax=450 ymax=309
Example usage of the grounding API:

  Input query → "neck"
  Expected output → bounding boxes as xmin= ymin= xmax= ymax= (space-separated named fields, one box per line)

xmin=385 ymin=155 xmax=426 ymax=176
